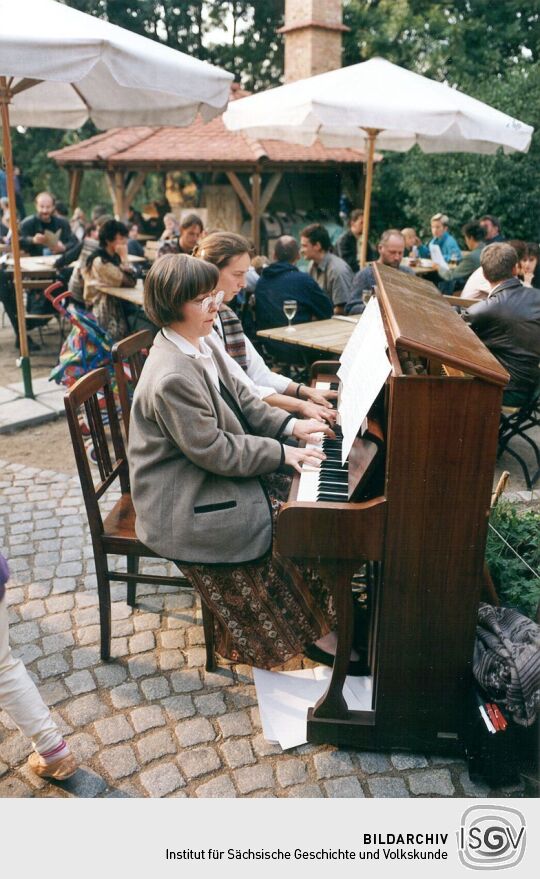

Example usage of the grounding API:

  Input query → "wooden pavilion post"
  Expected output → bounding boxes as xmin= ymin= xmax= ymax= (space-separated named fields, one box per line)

xmin=68 ymin=167 xmax=83 ymax=213
xmin=360 ymin=128 xmax=381 ymax=269
xmin=251 ymin=170 xmax=261 ymax=253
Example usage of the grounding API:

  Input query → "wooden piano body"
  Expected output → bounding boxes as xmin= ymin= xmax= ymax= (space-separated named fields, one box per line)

xmin=276 ymin=264 xmax=509 ymax=753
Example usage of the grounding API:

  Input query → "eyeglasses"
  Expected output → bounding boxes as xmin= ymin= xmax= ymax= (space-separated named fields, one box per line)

xmin=193 ymin=290 xmax=225 ymax=312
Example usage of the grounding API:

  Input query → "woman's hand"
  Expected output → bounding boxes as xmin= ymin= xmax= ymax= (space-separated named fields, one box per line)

xmin=283 ymin=444 xmax=325 ymax=473
xmin=297 ymin=399 xmax=337 ymax=424
xmin=301 ymin=385 xmax=338 ymax=407
xmin=292 ymin=418 xmax=335 ymax=445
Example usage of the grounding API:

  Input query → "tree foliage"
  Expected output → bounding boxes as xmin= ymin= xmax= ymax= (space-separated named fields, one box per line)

xmin=6 ymin=0 xmax=540 ymax=241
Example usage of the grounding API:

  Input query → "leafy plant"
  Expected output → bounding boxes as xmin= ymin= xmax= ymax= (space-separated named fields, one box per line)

xmin=486 ymin=501 xmax=540 ymax=621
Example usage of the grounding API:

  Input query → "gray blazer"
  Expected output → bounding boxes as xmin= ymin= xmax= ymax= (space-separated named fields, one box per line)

xmin=128 ymin=331 xmax=291 ymax=564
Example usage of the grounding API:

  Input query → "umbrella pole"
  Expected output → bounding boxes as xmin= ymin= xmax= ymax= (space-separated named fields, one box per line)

xmin=0 ymin=78 xmax=34 ymax=398
xmin=360 ymin=128 xmax=380 ymax=269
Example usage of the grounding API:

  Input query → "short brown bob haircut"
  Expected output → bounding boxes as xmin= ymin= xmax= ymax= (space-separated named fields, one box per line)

xmin=143 ymin=254 xmax=219 ymax=327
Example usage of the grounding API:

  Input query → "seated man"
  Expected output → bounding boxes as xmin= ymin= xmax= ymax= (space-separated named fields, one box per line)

xmin=463 ymin=243 xmax=540 ymax=407
xmin=336 ymin=209 xmax=377 ymax=272
xmin=301 ymin=223 xmax=353 ymax=314
xmin=480 ymin=214 xmax=505 ymax=243
xmin=429 ymin=212 xmax=462 ymax=264
xmin=19 ymin=191 xmax=77 ymax=257
xmin=157 ymin=212 xmax=203 ymax=258
xmin=436 ymin=220 xmax=486 ymax=291
xmin=345 ymin=229 xmax=414 ymax=315
xmin=255 ymin=235 xmax=332 ymax=362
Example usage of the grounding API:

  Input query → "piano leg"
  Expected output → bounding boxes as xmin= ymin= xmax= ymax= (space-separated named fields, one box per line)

xmin=311 ymin=560 xmax=359 ymax=720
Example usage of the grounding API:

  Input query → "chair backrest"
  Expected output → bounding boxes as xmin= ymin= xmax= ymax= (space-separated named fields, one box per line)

xmin=111 ymin=330 xmax=153 ymax=438
xmin=64 ymin=367 xmax=130 ymax=540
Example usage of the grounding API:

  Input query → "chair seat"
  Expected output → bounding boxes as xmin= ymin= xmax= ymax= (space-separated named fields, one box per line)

xmin=103 ymin=492 xmax=159 ymax=557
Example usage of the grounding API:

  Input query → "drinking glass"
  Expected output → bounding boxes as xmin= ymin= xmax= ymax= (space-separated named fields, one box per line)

xmin=283 ymin=299 xmax=297 ymax=332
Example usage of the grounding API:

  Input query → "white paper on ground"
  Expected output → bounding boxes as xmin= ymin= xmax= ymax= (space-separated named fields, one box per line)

xmin=253 ymin=666 xmax=373 ymax=750
xmin=429 ymin=242 xmax=449 ymax=271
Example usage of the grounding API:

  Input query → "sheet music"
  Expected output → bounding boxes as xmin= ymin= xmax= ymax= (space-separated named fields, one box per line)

xmin=337 ymin=297 xmax=391 ymax=464
xmin=429 ymin=243 xmax=449 ymax=271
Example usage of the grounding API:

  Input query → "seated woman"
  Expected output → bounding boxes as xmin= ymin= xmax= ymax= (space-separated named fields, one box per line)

xmin=401 ymin=227 xmax=430 ymax=259
xmin=520 ymin=242 xmax=540 ymax=288
xmin=82 ymin=218 xmax=136 ymax=340
xmin=159 ymin=212 xmax=180 ymax=241
xmin=193 ymin=231 xmax=337 ymax=424
xmin=128 ymin=254 xmax=362 ymax=671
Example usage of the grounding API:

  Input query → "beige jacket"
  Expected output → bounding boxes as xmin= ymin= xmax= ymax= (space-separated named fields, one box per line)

xmin=128 ymin=331 xmax=291 ymax=564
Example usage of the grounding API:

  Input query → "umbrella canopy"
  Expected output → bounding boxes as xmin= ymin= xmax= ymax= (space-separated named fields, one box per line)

xmin=224 ymin=57 xmax=534 ymax=269
xmin=0 ymin=0 xmax=233 ymax=128
xmin=0 ymin=0 xmax=233 ymax=397
xmin=223 ymin=57 xmax=533 ymax=154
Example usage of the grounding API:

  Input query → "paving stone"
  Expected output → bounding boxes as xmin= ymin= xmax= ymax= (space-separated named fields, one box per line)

xmin=19 ymin=600 xmax=46 ymax=621
xmin=38 ymin=680 xmax=69 ymax=705
xmin=136 ymin=730 xmax=176 ymax=764
xmin=99 ymin=745 xmax=138 ymax=780
xmin=313 ymin=751 xmax=354 ymax=779
xmin=42 ymin=631 xmax=75 ymax=655
xmin=235 ymin=763 xmax=274 ymax=794
xmin=233 ymin=664 xmax=254 ymax=684
xmin=140 ymin=676 xmax=170 ymax=700
xmin=459 ymin=770 xmax=490 ymax=797
xmin=175 ymin=717 xmax=216 ymax=747
xmin=94 ymin=715 xmax=135 ymax=745
xmin=74 ymin=591 xmax=99 ymax=607
xmin=127 ymin=653 xmax=158 ymax=679
xmin=252 ymin=735 xmax=283 ymax=757
xmin=160 ymin=630 xmax=185 ymax=649
xmin=68 ymin=733 xmax=100 ymax=762
xmin=164 ymin=593 xmax=193 ymax=611
xmin=185 ymin=647 xmax=208 ymax=668
xmin=0 ymin=761 xmax=8 ymax=777
xmin=110 ymin=637 xmax=129 ymax=658
xmin=276 ymin=759 xmax=308 ymax=788
xmin=27 ymin=581 xmax=51 ymax=598
xmin=52 ymin=578 xmax=78 ymax=594
xmin=110 ymin=683 xmax=142 ymax=709
xmin=72 ymin=646 xmax=100 ymax=669
xmin=186 ymin=625 xmax=205 ymax=646
xmin=391 ymin=752 xmax=429 ymax=771
xmin=140 ymin=763 xmax=185 ymax=798
xmin=128 ymin=630 xmax=156 ymax=655
xmin=0 ymin=776 xmax=32 ymax=797
xmin=77 ymin=625 xmax=101 ymax=645
xmin=226 ymin=687 xmax=257 ymax=711
xmin=74 ymin=606 xmax=100 ymax=627
xmin=286 ymin=783 xmax=323 ymax=798
xmin=196 ymin=774 xmax=236 ymax=798
xmin=60 ymin=768 xmax=108 ymax=798
xmin=178 ymin=747 xmax=222 ymax=780
xmin=40 ymin=612 xmax=72 ymax=635
xmin=37 ymin=652 xmax=70 ymax=678
xmin=63 ymin=694 xmax=109 ymax=726
xmin=408 ymin=769 xmax=455 ymax=796
xmin=170 ymin=669 xmax=202 ymax=693
xmin=0 ymin=733 xmax=33 ymax=765
xmin=355 ymin=751 xmax=392 ymax=775
xmin=249 ymin=706 xmax=261 ymax=729
xmin=9 ymin=621 xmax=40 ymax=644
xmin=194 ymin=692 xmax=227 ymax=716
xmin=111 ymin=619 xmax=134 ymax=638
xmin=130 ymin=706 xmax=166 ymax=734
xmin=324 ymin=777 xmax=365 ymax=798
xmin=132 ymin=613 xmax=161 ymax=631
xmin=159 ymin=697 xmax=194 ymax=724
xmin=94 ymin=664 xmax=127 ymax=688
xmin=367 ymin=777 xmax=410 ymax=798
xmin=45 ymin=595 xmax=74 ymax=613
xmin=217 ymin=711 xmax=252 ymax=738
xmin=13 ymin=643 xmax=43 ymax=665
xmin=203 ymin=669 xmax=235 ymax=689
xmin=158 ymin=649 xmax=183 ymax=671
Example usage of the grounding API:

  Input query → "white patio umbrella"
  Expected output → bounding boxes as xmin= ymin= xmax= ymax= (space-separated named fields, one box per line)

xmin=224 ymin=57 xmax=534 ymax=267
xmin=0 ymin=0 xmax=233 ymax=397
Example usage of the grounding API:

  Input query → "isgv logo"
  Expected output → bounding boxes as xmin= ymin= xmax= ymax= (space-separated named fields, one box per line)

xmin=458 ymin=805 xmax=526 ymax=870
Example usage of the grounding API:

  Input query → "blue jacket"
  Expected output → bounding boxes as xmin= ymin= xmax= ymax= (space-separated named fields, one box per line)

xmin=429 ymin=230 xmax=461 ymax=263
xmin=255 ymin=261 xmax=332 ymax=360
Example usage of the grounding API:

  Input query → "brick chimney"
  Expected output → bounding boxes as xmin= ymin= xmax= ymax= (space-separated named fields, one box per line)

xmin=278 ymin=0 xmax=349 ymax=83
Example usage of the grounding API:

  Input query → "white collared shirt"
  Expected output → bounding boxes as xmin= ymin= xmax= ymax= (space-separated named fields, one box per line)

xmin=211 ymin=322 xmax=290 ymax=398
xmin=163 ymin=326 xmax=296 ymax=436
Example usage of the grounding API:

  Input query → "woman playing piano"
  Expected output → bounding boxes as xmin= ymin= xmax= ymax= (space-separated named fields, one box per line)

xmin=192 ymin=231 xmax=337 ymax=425
xmin=128 ymin=254 xmax=363 ymax=670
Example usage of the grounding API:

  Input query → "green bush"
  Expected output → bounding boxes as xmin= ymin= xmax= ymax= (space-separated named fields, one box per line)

xmin=486 ymin=502 xmax=540 ymax=621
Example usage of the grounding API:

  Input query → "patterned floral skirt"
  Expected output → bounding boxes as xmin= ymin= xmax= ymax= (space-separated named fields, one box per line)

xmin=178 ymin=473 xmax=336 ymax=669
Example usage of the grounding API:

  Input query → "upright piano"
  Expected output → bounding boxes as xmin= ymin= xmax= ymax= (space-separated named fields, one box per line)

xmin=276 ymin=264 xmax=509 ymax=754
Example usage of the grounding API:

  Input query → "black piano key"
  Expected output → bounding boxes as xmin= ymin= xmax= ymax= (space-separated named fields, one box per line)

xmin=317 ymin=492 xmax=348 ymax=502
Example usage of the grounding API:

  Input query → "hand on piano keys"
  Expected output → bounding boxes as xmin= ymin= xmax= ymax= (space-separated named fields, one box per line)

xmin=296 ymin=428 xmax=350 ymax=503
xmin=283 ymin=442 xmax=326 ymax=474
xmin=296 ymin=399 xmax=337 ymax=424
xmin=291 ymin=418 xmax=336 ymax=445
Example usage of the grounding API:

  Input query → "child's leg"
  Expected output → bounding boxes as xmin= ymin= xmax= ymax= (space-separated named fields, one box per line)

xmin=0 ymin=594 xmax=75 ymax=777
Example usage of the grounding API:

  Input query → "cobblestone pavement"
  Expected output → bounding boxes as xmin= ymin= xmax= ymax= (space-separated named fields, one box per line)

xmin=0 ymin=458 xmax=535 ymax=799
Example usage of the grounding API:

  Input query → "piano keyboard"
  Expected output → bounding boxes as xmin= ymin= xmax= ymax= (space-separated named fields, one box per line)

xmin=296 ymin=380 xmax=349 ymax=503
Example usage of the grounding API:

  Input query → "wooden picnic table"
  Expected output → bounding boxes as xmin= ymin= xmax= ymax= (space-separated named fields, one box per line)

xmin=5 ymin=255 xmax=57 ymax=276
xmin=98 ymin=278 xmax=144 ymax=307
xmin=257 ymin=315 xmax=359 ymax=355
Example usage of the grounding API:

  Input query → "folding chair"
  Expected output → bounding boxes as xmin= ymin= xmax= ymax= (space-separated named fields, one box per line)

xmin=111 ymin=330 xmax=153 ymax=439
xmin=64 ymin=366 xmax=215 ymax=668
xmin=498 ymin=381 xmax=540 ymax=490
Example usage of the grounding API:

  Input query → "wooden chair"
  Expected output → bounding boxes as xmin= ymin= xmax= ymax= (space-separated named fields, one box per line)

xmin=64 ymin=366 xmax=215 ymax=668
xmin=111 ymin=330 xmax=153 ymax=439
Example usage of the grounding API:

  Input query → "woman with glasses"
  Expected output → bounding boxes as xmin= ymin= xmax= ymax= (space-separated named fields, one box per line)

xmin=128 ymin=254 xmax=364 ymax=672
xmin=193 ymin=232 xmax=337 ymax=426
